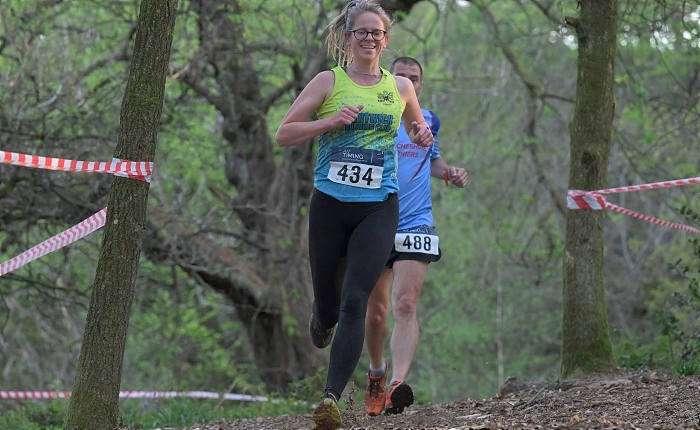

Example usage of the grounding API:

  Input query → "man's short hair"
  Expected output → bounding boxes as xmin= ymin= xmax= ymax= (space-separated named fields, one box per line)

xmin=389 ymin=57 xmax=423 ymax=77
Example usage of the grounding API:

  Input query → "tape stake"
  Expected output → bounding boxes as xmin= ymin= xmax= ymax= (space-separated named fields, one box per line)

xmin=0 ymin=209 xmax=107 ymax=277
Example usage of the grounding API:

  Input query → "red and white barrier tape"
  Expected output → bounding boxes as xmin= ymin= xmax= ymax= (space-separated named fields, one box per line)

xmin=0 ymin=150 xmax=153 ymax=182
xmin=567 ymin=190 xmax=606 ymax=211
xmin=0 ymin=209 xmax=108 ymax=276
xmin=567 ymin=175 xmax=700 ymax=234
xmin=0 ymin=149 xmax=154 ymax=277
xmin=605 ymin=201 xmax=700 ymax=235
xmin=0 ymin=390 xmax=268 ymax=402
xmin=595 ymin=176 xmax=700 ymax=195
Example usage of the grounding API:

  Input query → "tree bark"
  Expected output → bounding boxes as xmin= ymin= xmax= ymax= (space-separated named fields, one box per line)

xmin=561 ymin=0 xmax=618 ymax=378
xmin=63 ymin=1 xmax=178 ymax=429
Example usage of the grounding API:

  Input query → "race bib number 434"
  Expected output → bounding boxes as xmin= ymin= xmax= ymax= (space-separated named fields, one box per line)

xmin=328 ymin=148 xmax=384 ymax=189
xmin=394 ymin=232 xmax=440 ymax=255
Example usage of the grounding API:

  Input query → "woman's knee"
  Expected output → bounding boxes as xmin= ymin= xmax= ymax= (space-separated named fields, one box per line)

xmin=340 ymin=288 xmax=372 ymax=317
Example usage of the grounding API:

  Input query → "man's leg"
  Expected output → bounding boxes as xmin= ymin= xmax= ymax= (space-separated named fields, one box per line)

xmin=383 ymin=258 xmax=427 ymax=415
xmin=390 ymin=259 xmax=428 ymax=381
xmin=365 ymin=267 xmax=392 ymax=369
xmin=363 ymin=267 xmax=392 ymax=416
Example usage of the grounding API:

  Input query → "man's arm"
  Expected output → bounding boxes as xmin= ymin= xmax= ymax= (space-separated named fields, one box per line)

xmin=430 ymin=157 xmax=468 ymax=188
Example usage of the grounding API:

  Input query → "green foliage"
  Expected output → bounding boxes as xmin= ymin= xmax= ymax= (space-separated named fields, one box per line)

xmin=614 ymin=331 xmax=659 ymax=370
xmin=0 ymin=397 xmax=311 ymax=430
xmin=674 ymin=359 xmax=700 ymax=376
xmin=615 ymin=208 xmax=700 ymax=376
xmin=121 ymin=397 xmax=310 ymax=428
xmin=286 ymin=366 xmax=327 ymax=401
xmin=0 ymin=401 xmax=65 ymax=430
xmin=123 ymin=276 xmax=257 ymax=394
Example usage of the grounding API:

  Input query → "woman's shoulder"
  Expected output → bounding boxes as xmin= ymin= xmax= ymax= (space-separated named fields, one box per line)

xmin=392 ymin=75 xmax=412 ymax=93
xmin=309 ymin=69 xmax=337 ymax=89
xmin=317 ymin=69 xmax=337 ymax=78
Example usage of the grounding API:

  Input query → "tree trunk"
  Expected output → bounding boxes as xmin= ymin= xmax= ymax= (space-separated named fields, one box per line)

xmin=63 ymin=1 xmax=178 ymax=429
xmin=561 ymin=0 xmax=618 ymax=378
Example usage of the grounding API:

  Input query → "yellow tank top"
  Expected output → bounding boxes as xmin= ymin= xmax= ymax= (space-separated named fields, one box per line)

xmin=314 ymin=66 xmax=405 ymax=202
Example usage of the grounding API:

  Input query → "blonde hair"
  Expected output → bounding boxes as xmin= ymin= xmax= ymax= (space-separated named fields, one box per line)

xmin=326 ymin=0 xmax=394 ymax=67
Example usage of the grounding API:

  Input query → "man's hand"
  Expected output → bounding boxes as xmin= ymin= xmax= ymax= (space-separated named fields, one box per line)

xmin=443 ymin=166 xmax=468 ymax=188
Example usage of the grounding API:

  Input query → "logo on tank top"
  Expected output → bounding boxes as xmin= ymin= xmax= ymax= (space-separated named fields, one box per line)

xmin=345 ymin=112 xmax=394 ymax=132
xmin=377 ymin=90 xmax=395 ymax=106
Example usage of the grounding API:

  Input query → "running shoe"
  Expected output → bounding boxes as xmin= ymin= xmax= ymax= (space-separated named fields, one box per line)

xmin=309 ymin=311 xmax=335 ymax=349
xmin=313 ymin=393 xmax=341 ymax=430
xmin=364 ymin=360 xmax=389 ymax=416
xmin=384 ymin=380 xmax=414 ymax=415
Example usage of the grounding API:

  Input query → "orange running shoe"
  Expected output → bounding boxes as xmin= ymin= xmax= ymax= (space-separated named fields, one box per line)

xmin=384 ymin=380 xmax=414 ymax=415
xmin=364 ymin=360 xmax=389 ymax=416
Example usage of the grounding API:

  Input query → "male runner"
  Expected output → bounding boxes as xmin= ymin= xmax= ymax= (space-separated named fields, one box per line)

xmin=363 ymin=57 xmax=468 ymax=416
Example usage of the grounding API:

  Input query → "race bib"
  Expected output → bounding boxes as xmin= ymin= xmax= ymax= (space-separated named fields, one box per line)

xmin=394 ymin=232 xmax=439 ymax=255
xmin=328 ymin=148 xmax=384 ymax=189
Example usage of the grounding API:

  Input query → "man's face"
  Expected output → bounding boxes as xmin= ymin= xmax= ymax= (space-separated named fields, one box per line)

xmin=392 ymin=62 xmax=423 ymax=97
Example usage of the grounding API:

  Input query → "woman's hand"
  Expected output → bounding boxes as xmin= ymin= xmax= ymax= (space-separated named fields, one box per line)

xmin=330 ymin=104 xmax=364 ymax=129
xmin=408 ymin=121 xmax=434 ymax=147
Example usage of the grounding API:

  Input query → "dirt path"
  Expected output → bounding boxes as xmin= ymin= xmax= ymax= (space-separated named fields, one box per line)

xmin=170 ymin=369 xmax=699 ymax=429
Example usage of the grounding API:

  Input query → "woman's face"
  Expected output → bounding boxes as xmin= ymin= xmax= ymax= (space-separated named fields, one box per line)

xmin=346 ymin=11 xmax=388 ymax=62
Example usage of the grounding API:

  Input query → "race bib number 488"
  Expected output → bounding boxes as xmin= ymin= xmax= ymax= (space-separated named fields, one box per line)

xmin=394 ymin=232 xmax=440 ymax=255
xmin=328 ymin=148 xmax=384 ymax=189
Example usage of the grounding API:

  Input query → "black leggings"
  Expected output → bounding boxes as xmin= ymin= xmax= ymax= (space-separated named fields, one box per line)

xmin=308 ymin=189 xmax=399 ymax=399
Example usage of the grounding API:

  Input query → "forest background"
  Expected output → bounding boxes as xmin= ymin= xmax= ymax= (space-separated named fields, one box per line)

xmin=1 ymin=0 xmax=699 ymax=428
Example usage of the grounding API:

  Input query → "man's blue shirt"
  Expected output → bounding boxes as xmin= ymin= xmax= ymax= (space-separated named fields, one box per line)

xmin=395 ymin=109 xmax=441 ymax=230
